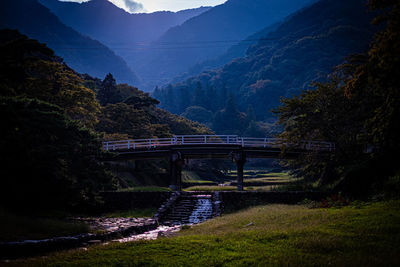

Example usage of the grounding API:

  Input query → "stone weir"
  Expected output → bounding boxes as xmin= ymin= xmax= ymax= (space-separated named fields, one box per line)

xmin=154 ymin=192 xmax=222 ymax=226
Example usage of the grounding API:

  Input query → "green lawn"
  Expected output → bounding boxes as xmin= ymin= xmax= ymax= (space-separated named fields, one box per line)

xmin=117 ymin=186 xmax=171 ymax=192
xmin=10 ymin=200 xmax=400 ymax=266
xmin=184 ymin=185 xmax=237 ymax=191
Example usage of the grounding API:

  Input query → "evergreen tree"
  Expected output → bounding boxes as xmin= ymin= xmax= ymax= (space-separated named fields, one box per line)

xmin=225 ymin=93 xmax=239 ymax=116
xmin=205 ymin=84 xmax=218 ymax=112
xmin=97 ymin=73 xmax=120 ymax=106
xmin=218 ymin=84 xmax=228 ymax=109
xmin=165 ymin=84 xmax=177 ymax=113
xmin=192 ymin=82 xmax=206 ymax=108
xmin=179 ymin=86 xmax=192 ymax=113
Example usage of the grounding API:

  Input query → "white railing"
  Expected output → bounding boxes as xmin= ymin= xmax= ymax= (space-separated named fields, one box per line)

xmin=103 ymin=135 xmax=335 ymax=152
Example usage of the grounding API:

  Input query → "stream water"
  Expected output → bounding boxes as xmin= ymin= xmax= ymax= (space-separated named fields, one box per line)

xmin=188 ymin=197 xmax=213 ymax=224
xmin=114 ymin=225 xmax=182 ymax=242
xmin=1 ymin=195 xmax=217 ymax=259
xmin=115 ymin=195 xmax=214 ymax=242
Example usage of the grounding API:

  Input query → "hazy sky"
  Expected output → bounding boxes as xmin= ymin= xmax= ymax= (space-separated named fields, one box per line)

xmin=62 ymin=0 xmax=227 ymax=13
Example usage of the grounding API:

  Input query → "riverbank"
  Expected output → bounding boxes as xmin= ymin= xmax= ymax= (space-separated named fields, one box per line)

xmin=5 ymin=200 xmax=400 ymax=266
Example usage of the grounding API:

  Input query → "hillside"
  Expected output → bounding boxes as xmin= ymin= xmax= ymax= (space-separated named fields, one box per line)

xmin=0 ymin=29 xmax=212 ymax=208
xmin=135 ymin=0 xmax=315 ymax=90
xmin=155 ymin=0 xmax=377 ymax=133
xmin=39 ymin=0 xmax=210 ymax=71
xmin=0 ymin=0 xmax=139 ymax=86
xmin=172 ymin=21 xmax=282 ymax=84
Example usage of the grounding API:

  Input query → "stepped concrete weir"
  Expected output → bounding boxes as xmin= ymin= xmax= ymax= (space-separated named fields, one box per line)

xmin=155 ymin=192 xmax=222 ymax=226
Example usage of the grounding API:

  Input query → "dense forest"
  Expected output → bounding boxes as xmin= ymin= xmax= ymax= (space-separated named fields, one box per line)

xmin=0 ymin=29 xmax=210 ymax=211
xmin=154 ymin=0 xmax=377 ymax=136
xmin=274 ymin=0 xmax=400 ymax=196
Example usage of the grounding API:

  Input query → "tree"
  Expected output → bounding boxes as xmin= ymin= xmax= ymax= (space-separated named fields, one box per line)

xmin=218 ymin=84 xmax=228 ymax=108
xmin=165 ymin=84 xmax=177 ymax=113
xmin=0 ymin=97 xmax=117 ymax=211
xmin=344 ymin=0 xmax=400 ymax=155
xmin=178 ymin=86 xmax=192 ymax=113
xmin=212 ymin=94 xmax=246 ymax=135
xmin=96 ymin=103 xmax=154 ymax=138
xmin=274 ymin=0 xmax=400 ymax=193
xmin=192 ymin=82 xmax=206 ymax=108
xmin=181 ymin=106 xmax=213 ymax=125
xmin=0 ymin=30 xmax=101 ymax=128
xmin=205 ymin=84 xmax=218 ymax=112
xmin=97 ymin=73 xmax=120 ymax=106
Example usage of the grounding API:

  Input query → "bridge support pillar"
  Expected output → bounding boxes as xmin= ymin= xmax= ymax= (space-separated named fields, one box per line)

xmin=232 ymin=152 xmax=246 ymax=191
xmin=170 ymin=152 xmax=183 ymax=191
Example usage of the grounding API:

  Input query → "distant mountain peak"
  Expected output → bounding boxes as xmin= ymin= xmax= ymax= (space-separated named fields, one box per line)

xmin=0 ymin=0 xmax=140 ymax=85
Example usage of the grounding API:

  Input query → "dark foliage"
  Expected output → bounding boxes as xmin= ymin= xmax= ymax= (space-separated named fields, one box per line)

xmin=156 ymin=0 xmax=377 ymax=135
xmin=0 ymin=97 xmax=117 ymax=211
xmin=0 ymin=30 xmax=213 ymax=211
xmin=0 ymin=29 xmax=100 ymax=128
xmin=275 ymin=0 xmax=400 ymax=196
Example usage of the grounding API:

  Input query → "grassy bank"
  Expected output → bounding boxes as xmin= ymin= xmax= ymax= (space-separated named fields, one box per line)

xmin=184 ymin=186 xmax=237 ymax=191
xmin=0 ymin=210 xmax=89 ymax=242
xmin=116 ymin=186 xmax=171 ymax=192
xmin=9 ymin=200 xmax=400 ymax=266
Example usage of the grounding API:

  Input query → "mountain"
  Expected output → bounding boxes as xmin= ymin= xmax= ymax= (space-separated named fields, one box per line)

xmin=39 ymin=0 xmax=210 ymax=88
xmin=135 ymin=0 xmax=315 ymax=90
xmin=172 ymin=21 xmax=282 ymax=84
xmin=154 ymin=0 xmax=378 ymax=133
xmin=0 ymin=0 xmax=139 ymax=85
xmin=39 ymin=0 xmax=210 ymax=47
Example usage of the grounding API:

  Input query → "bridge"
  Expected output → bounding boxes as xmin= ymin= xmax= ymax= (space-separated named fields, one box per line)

xmin=103 ymin=135 xmax=335 ymax=191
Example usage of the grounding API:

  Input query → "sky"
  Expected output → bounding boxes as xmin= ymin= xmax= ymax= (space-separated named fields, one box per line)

xmin=62 ymin=0 xmax=227 ymax=13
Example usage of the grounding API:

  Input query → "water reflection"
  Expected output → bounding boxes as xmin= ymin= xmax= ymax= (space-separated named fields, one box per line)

xmin=115 ymin=225 xmax=181 ymax=242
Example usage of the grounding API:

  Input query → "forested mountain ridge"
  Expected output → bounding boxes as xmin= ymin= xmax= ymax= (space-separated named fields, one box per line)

xmin=133 ymin=0 xmax=315 ymax=91
xmin=0 ymin=0 xmax=139 ymax=86
xmin=155 ymin=0 xmax=377 ymax=135
xmin=39 ymin=0 xmax=211 ymax=67
xmin=172 ymin=22 xmax=282 ymax=84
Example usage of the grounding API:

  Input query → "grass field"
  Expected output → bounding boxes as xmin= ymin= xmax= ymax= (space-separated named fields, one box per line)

xmin=183 ymin=170 xmax=303 ymax=192
xmin=117 ymin=186 xmax=171 ymax=192
xmin=9 ymin=200 xmax=400 ymax=266
xmin=184 ymin=185 xmax=237 ymax=191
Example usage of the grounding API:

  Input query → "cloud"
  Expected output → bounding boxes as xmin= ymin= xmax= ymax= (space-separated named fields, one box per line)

xmin=122 ymin=0 xmax=144 ymax=13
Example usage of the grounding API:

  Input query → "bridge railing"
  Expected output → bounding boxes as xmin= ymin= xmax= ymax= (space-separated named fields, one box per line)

xmin=174 ymin=135 xmax=238 ymax=145
xmin=103 ymin=135 xmax=335 ymax=152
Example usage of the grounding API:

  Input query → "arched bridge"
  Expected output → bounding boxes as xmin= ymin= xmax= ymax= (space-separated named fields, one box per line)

xmin=103 ymin=135 xmax=335 ymax=191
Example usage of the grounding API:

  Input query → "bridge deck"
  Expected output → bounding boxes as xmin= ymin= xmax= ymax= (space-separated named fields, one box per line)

xmin=101 ymin=135 xmax=335 ymax=191
xmin=102 ymin=135 xmax=334 ymax=160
